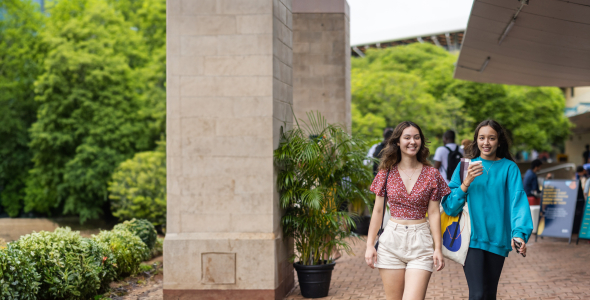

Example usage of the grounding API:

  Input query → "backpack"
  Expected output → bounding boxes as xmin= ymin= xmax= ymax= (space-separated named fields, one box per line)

xmin=444 ymin=145 xmax=462 ymax=181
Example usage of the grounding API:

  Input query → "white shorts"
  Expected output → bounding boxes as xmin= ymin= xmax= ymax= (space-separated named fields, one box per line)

xmin=375 ymin=220 xmax=434 ymax=272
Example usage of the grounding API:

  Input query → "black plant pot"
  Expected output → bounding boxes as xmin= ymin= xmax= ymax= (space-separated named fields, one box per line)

xmin=293 ymin=261 xmax=336 ymax=298
xmin=351 ymin=215 xmax=371 ymax=236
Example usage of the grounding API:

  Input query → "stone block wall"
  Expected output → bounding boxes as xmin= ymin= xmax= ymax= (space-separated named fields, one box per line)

xmin=164 ymin=0 xmax=293 ymax=299
xmin=292 ymin=1 xmax=351 ymax=131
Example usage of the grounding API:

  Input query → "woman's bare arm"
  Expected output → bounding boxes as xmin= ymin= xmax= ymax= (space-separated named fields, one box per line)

xmin=365 ymin=195 xmax=386 ymax=268
xmin=428 ymin=200 xmax=442 ymax=251
xmin=366 ymin=195 xmax=385 ymax=247
xmin=428 ymin=200 xmax=445 ymax=271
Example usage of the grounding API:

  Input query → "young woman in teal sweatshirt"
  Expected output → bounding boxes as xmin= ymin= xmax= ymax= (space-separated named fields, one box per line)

xmin=442 ymin=120 xmax=533 ymax=300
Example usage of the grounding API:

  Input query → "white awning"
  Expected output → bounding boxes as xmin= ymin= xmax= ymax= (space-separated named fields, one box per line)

xmin=454 ymin=0 xmax=590 ymax=87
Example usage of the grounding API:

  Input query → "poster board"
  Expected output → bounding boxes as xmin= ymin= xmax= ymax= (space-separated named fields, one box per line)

xmin=536 ymin=180 xmax=580 ymax=244
xmin=577 ymin=196 xmax=590 ymax=244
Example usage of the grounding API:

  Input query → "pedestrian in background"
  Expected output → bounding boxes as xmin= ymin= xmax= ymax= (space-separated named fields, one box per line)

xmin=461 ymin=139 xmax=471 ymax=151
xmin=523 ymin=159 xmax=543 ymax=205
xmin=576 ymin=166 xmax=587 ymax=193
xmin=583 ymin=156 xmax=590 ymax=174
xmin=585 ymin=171 xmax=590 ymax=199
xmin=584 ymin=171 xmax=590 ymax=199
xmin=433 ymin=130 xmax=464 ymax=184
xmin=366 ymin=127 xmax=394 ymax=176
xmin=576 ymin=165 xmax=587 ymax=181
xmin=442 ymin=120 xmax=533 ymax=300
xmin=365 ymin=121 xmax=448 ymax=300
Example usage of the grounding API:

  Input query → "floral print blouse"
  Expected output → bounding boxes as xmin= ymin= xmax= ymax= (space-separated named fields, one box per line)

xmin=370 ymin=165 xmax=450 ymax=220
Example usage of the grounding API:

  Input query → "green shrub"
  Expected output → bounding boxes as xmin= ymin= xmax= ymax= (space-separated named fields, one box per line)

xmin=85 ymin=237 xmax=117 ymax=291
xmin=14 ymin=228 xmax=112 ymax=299
xmin=108 ymin=148 xmax=166 ymax=226
xmin=94 ymin=229 xmax=148 ymax=278
xmin=0 ymin=244 xmax=41 ymax=300
xmin=151 ymin=237 xmax=164 ymax=258
xmin=113 ymin=218 xmax=158 ymax=253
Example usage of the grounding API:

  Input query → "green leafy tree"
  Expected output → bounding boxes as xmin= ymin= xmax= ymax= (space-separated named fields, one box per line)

xmin=108 ymin=142 xmax=166 ymax=227
xmin=352 ymin=43 xmax=571 ymax=152
xmin=0 ymin=0 xmax=45 ymax=216
xmin=351 ymin=68 xmax=461 ymax=150
xmin=25 ymin=0 xmax=161 ymax=222
xmin=445 ymin=82 xmax=572 ymax=151
xmin=108 ymin=0 xmax=167 ymax=135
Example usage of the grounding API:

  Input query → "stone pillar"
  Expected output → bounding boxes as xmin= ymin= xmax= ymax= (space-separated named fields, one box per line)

xmin=292 ymin=0 xmax=351 ymax=132
xmin=164 ymin=0 xmax=293 ymax=299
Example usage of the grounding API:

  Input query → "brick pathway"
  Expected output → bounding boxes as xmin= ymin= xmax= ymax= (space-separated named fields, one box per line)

xmin=285 ymin=235 xmax=590 ymax=299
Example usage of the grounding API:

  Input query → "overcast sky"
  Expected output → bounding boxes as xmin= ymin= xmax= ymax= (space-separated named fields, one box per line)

xmin=348 ymin=0 xmax=475 ymax=46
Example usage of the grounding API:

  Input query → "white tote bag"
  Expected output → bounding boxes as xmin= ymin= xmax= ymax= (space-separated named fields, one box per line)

xmin=440 ymin=203 xmax=470 ymax=265
xmin=439 ymin=158 xmax=471 ymax=265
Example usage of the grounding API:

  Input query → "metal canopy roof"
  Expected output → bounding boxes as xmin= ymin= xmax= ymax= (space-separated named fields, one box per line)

xmin=570 ymin=111 xmax=590 ymax=134
xmin=454 ymin=0 xmax=590 ymax=87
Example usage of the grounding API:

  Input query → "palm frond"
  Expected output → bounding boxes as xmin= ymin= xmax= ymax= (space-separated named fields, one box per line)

xmin=274 ymin=111 xmax=374 ymax=265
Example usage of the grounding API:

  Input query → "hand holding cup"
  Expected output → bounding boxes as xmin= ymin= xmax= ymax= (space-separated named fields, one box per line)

xmin=464 ymin=161 xmax=483 ymax=186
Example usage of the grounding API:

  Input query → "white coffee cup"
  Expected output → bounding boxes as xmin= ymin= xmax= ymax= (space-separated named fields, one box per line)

xmin=469 ymin=160 xmax=482 ymax=167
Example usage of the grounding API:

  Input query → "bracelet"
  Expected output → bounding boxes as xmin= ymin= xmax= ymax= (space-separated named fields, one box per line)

xmin=462 ymin=183 xmax=470 ymax=188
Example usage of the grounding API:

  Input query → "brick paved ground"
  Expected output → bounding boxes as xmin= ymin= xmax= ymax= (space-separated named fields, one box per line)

xmin=285 ymin=235 xmax=590 ymax=299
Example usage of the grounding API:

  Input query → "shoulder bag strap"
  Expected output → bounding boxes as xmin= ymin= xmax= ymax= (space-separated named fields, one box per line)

xmin=459 ymin=160 xmax=465 ymax=185
xmin=378 ymin=168 xmax=392 ymax=234
xmin=449 ymin=161 xmax=464 ymax=247
xmin=374 ymin=168 xmax=392 ymax=250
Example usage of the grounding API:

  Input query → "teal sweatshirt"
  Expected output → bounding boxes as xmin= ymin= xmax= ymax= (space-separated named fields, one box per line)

xmin=441 ymin=157 xmax=533 ymax=257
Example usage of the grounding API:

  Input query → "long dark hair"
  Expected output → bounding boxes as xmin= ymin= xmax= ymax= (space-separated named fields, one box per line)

xmin=465 ymin=119 xmax=515 ymax=162
xmin=378 ymin=121 xmax=431 ymax=170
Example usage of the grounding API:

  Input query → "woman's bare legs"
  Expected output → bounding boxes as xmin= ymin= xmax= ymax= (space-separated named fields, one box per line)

xmin=402 ymin=269 xmax=431 ymax=300
xmin=379 ymin=269 xmax=405 ymax=300
xmin=379 ymin=268 xmax=432 ymax=300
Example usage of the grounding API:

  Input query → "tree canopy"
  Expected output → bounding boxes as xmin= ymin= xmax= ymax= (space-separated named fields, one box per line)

xmin=0 ymin=0 xmax=45 ymax=216
xmin=0 ymin=1 xmax=572 ymax=221
xmin=352 ymin=43 xmax=572 ymax=152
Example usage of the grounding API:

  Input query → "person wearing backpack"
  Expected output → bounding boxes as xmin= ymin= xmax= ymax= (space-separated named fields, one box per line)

xmin=433 ymin=130 xmax=464 ymax=184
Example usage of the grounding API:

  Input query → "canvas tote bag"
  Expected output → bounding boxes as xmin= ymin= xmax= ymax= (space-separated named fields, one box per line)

xmin=439 ymin=159 xmax=471 ymax=266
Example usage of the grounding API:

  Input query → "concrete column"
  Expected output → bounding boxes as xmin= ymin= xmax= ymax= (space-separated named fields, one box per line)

xmin=164 ymin=0 xmax=293 ymax=299
xmin=292 ymin=0 xmax=351 ymax=132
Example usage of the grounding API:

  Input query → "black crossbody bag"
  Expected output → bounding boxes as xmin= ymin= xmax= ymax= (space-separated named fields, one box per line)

xmin=374 ymin=168 xmax=391 ymax=251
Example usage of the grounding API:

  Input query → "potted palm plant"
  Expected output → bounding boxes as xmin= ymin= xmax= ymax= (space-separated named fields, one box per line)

xmin=274 ymin=112 xmax=373 ymax=298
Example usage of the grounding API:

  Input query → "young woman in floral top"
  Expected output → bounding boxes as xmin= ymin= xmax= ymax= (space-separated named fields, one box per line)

xmin=365 ymin=121 xmax=450 ymax=300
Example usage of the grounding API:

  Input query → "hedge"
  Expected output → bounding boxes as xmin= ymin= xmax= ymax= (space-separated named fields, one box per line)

xmin=113 ymin=218 xmax=158 ymax=254
xmin=0 ymin=219 xmax=159 ymax=299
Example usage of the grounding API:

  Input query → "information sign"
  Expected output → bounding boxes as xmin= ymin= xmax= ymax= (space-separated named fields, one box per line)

xmin=536 ymin=180 xmax=580 ymax=243
xmin=577 ymin=196 xmax=590 ymax=244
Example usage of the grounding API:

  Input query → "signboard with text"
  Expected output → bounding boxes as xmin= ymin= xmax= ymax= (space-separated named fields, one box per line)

xmin=537 ymin=180 xmax=580 ymax=242
xmin=577 ymin=196 xmax=590 ymax=244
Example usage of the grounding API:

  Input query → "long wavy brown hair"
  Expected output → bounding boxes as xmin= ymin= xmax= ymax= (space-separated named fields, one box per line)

xmin=465 ymin=119 xmax=515 ymax=162
xmin=378 ymin=121 xmax=432 ymax=171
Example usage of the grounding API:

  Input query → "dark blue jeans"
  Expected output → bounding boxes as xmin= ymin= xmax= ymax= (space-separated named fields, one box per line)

xmin=463 ymin=247 xmax=506 ymax=300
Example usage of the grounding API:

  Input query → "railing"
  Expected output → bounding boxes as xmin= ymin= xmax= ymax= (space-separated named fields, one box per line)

xmin=537 ymin=163 xmax=576 ymax=175
xmin=536 ymin=163 xmax=576 ymax=188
